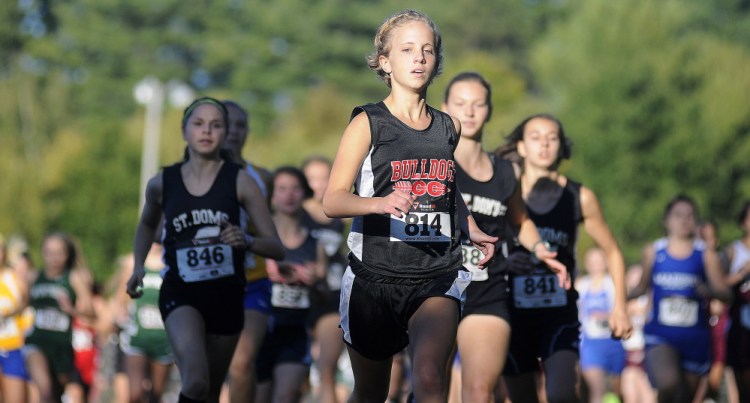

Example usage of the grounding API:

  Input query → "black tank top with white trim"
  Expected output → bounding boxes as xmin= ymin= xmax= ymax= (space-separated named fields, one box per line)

xmin=346 ymin=102 xmax=462 ymax=279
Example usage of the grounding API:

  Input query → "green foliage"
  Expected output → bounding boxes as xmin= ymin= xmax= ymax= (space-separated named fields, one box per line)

xmin=0 ymin=0 xmax=748 ymax=280
xmin=41 ymin=124 xmax=141 ymax=278
xmin=532 ymin=0 xmax=750 ymax=261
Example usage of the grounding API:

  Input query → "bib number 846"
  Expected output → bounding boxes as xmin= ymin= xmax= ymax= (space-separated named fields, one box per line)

xmin=185 ymin=247 xmax=225 ymax=267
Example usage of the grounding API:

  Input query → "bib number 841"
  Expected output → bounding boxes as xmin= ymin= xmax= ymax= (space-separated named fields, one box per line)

xmin=523 ymin=276 xmax=557 ymax=295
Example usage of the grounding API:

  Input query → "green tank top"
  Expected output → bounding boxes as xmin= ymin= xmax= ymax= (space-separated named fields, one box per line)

xmin=125 ymin=271 xmax=166 ymax=339
xmin=27 ymin=270 xmax=75 ymax=344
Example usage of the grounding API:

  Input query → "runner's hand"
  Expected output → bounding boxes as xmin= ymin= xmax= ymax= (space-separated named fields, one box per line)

xmin=377 ymin=190 xmax=416 ymax=217
xmin=126 ymin=267 xmax=146 ymax=298
xmin=533 ymin=245 xmax=569 ymax=290
xmin=609 ymin=305 xmax=633 ymax=340
xmin=220 ymin=220 xmax=248 ymax=249
xmin=469 ymin=230 xmax=498 ymax=268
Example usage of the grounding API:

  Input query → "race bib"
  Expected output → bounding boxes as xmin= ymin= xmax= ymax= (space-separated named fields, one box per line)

xmin=658 ymin=296 xmax=698 ymax=327
xmin=462 ymin=244 xmax=487 ymax=281
xmin=582 ymin=315 xmax=611 ymax=339
xmin=72 ymin=327 xmax=94 ymax=350
xmin=0 ymin=318 xmax=19 ymax=338
xmin=741 ymin=304 xmax=750 ymax=330
xmin=513 ymin=274 xmax=567 ymax=309
xmin=271 ymin=284 xmax=310 ymax=309
xmin=390 ymin=212 xmax=451 ymax=243
xmin=176 ymin=244 xmax=234 ymax=282
xmin=137 ymin=305 xmax=165 ymax=330
xmin=326 ymin=262 xmax=345 ymax=291
xmin=35 ymin=308 xmax=70 ymax=332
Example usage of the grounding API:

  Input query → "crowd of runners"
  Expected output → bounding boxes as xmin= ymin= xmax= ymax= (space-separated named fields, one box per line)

xmin=1 ymin=9 xmax=749 ymax=403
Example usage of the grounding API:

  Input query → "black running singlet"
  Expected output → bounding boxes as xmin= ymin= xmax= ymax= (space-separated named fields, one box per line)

xmin=347 ymin=102 xmax=462 ymax=279
xmin=161 ymin=161 xmax=245 ymax=285
xmin=455 ymin=155 xmax=517 ymax=278
xmin=510 ymin=179 xmax=582 ymax=311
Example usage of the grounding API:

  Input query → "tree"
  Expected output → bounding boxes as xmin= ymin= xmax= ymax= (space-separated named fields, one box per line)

xmin=531 ymin=0 xmax=750 ymax=259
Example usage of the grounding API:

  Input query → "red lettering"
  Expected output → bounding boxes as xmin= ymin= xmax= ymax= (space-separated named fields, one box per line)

xmin=437 ymin=160 xmax=447 ymax=180
xmin=412 ymin=181 xmax=427 ymax=196
xmin=413 ymin=159 xmax=427 ymax=180
xmin=391 ymin=161 xmax=403 ymax=181
xmin=426 ymin=159 xmax=437 ymax=179
xmin=408 ymin=160 xmax=419 ymax=179
xmin=427 ymin=181 xmax=446 ymax=197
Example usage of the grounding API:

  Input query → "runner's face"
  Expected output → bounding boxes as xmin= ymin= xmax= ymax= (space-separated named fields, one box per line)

xmin=584 ymin=248 xmax=607 ymax=277
xmin=518 ymin=117 xmax=561 ymax=170
xmin=43 ymin=236 xmax=68 ymax=272
xmin=443 ymin=80 xmax=490 ymax=140
xmin=665 ymin=201 xmax=697 ymax=239
xmin=224 ymin=104 xmax=248 ymax=153
xmin=303 ymin=161 xmax=330 ymax=202
xmin=183 ymin=104 xmax=226 ymax=156
xmin=381 ymin=21 xmax=436 ymax=90
xmin=272 ymin=173 xmax=306 ymax=215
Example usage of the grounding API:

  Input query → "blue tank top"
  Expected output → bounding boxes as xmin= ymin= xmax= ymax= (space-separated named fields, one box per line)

xmin=644 ymin=238 xmax=710 ymax=333
xmin=578 ymin=276 xmax=616 ymax=339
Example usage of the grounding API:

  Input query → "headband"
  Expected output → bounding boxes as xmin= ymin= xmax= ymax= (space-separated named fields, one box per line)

xmin=181 ymin=97 xmax=229 ymax=129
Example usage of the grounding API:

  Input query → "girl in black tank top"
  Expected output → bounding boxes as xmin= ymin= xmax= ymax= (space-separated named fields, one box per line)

xmin=496 ymin=114 xmax=632 ymax=403
xmin=442 ymin=72 xmax=565 ymax=402
xmin=256 ymin=166 xmax=326 ymax=402
xmin=126 ymin=97 xmax=283 ymax=403
xmin=322 ymin=11 xmax=498 ymax=402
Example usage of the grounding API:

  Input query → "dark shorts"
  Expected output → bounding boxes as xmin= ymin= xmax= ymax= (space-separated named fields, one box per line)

xmin=159 ymin=279 xmax=245 ymax=335
xmin=710 ymin=308 xmax=729 ymax=364
xmin=23 ymin=338 xmax=75 ymax=379
xmin=255 ymin=325 xmax=311 ymax=382
xmin=308 ymin=289 xmax=341 ymax=328
xmin=339 ymin=265 xmax=472 ymax=361
xmin=726 ymin=318 xmax=750 ymax=369
xmin=462 ymin=264 xmax=510 ymax=322
xmin=244 ymin=278 xmax=272 ymax=314
xmin=504 ymin=308 xmax=580 ymax=376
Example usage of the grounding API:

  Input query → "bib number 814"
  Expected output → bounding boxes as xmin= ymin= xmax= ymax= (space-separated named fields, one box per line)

xmin=405 ymin=213 xmax=442 ymax=236
xmin=390 ymin=212 xmax=451 ymax=242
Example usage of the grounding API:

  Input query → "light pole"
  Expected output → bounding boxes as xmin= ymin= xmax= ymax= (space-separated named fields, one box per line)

xmin=133 ymin=76 xmax=195 ymax=212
